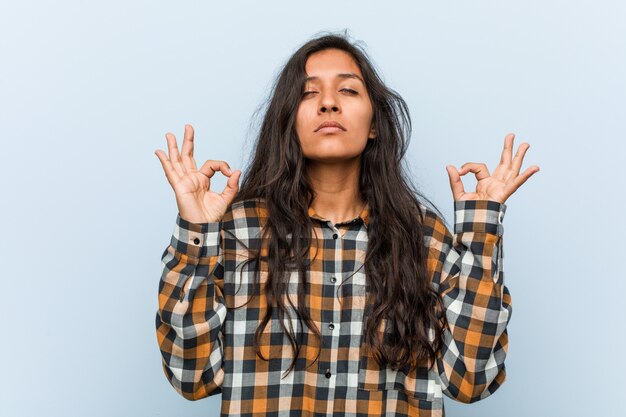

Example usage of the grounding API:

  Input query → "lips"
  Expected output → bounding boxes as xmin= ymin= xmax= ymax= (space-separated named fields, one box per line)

xmin=315 ymin=121 xmax=346 ymax=132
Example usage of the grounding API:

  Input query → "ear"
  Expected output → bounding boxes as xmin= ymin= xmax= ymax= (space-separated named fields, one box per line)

xmin=368 ymin=124 xmax=376 ymax=139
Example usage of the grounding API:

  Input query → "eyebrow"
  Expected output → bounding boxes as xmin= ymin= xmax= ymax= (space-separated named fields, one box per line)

xmin=305 ymin=73 xmax=365 ymax=85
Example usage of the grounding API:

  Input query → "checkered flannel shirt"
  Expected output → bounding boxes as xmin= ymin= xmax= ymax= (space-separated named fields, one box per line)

xmin=155 ymin=198 xmax=512 ymax=416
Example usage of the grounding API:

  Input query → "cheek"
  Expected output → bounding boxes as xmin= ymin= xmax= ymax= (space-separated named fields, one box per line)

xmin=345 ymin=100 xmax=372 ymax=130
xmin=295 ymin=105 xmax=311 ymax=133
xmin=355 ymin=108 xmax=373 ymax=134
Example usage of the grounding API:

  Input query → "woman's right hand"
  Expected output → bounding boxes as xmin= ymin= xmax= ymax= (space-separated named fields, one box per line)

xmin=155 ymin=124 xmax=241 ymax=224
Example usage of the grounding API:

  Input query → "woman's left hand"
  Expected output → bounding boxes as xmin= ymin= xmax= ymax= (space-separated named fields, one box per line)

xmin=445 ymin=133 xmax=540 ymax=204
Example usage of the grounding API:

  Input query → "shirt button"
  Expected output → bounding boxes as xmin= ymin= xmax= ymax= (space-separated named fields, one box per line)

xmin=193 ymin=237 xmax=200 ymax=245
xmin=328 ymin=323 xmax=335 ymax=330
xmin=330 ymin=276 xmax=337 ymax=283
xmin=332 ymin=233 xmax=338 ymax=239
xmin=325 ymin=369 xmax=332 ymax=378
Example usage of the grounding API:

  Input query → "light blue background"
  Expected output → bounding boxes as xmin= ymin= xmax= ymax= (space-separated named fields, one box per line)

xmin=1 ymin=1 xmax=624 ymax=416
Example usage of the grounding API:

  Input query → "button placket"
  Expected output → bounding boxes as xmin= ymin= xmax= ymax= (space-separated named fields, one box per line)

xmin=321 ymin=224 xmax=342 ymax=385
xmin=330 ymin=226 xmax=340 ymax=285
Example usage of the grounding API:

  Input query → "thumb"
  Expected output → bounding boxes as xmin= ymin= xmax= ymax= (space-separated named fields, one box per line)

xmin=446 ymin=165 xmax=465 ymax=200
xmin=221 ymin=169 xmax=241 ymax=204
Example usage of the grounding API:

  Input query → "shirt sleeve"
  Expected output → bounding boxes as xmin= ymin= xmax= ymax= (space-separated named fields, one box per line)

xmin=155 ymin=213 xmax=226 ymax=400
xmin=423 ymin=200 xmax=512 ymax=404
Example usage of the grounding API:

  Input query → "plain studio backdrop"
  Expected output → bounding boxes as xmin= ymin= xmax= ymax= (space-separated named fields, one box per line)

xmin=0 ymin=1 xmax=623 ymax=416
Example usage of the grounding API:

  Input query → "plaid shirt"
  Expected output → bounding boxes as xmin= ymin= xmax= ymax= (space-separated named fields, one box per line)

xmin=155 ymin=198 xmax=512 ymax=417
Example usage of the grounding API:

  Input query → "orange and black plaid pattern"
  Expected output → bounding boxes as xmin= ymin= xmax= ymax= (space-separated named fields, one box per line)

xmin=155 ymin=198 xmax=511 ymax=416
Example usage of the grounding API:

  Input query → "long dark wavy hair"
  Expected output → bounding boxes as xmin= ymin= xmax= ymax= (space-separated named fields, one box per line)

xmin=230 ymin=30 xmax=449 ymax=378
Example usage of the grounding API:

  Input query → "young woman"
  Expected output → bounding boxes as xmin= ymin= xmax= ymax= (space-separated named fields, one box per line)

xmin=154 ymin=32 xmax=539 ymax=417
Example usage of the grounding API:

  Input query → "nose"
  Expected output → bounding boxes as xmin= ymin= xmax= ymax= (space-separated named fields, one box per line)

xmin=319 ymin=93 xmax=340 ymax=113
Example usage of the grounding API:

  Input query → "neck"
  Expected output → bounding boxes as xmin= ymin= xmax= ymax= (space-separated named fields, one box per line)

xmin=306 ymin=157 xmax=365 ymax=225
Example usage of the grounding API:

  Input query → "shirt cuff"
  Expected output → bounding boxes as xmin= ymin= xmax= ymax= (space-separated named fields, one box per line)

xmin=454 ymin=200 xmax=507 ymax=236
xmin=170 ymin=213 xmax=221 ymax=258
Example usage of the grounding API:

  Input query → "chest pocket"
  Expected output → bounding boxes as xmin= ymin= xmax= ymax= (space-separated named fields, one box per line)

xmin=357 ymin=319 xmax=439 ymax=402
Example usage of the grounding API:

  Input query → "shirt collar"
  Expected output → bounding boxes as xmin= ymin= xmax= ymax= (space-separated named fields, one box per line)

xmin=307 ymin=203 xmax=370 ymax=228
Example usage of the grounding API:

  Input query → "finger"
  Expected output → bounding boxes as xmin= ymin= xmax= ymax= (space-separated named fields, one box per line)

xmin=165 ymin=132 xmax=186 ymax=177
xmin=511 ymin=142 xmax=531 ymax=177
xmin=458 ymin=162 xmax=491 ymax=181
xmin=165 ymin=132 xmax=181 ymax=163
xmin=445 ymin=165 xmax=465 ymax=200
xmin=499 ymin=133 xmax=515 ymax=166
xmin=180 ymin=124 xmax=198 ymax=172
xmin=221 ymin=169 xmax=241 ymax=204
xmin=504 ymin=166 xmax=540 ymax=195
xmin=154 ymin=149 xmax=181 ymax=185
xmin=198 ymin=159 xmax=232 ymax=179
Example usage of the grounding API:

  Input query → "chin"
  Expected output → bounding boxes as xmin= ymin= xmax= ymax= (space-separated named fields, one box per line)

xmin=300 ymin=140 xmax=367 ymax=162
xmin=304 ymin=151 xmax=363 ymax=163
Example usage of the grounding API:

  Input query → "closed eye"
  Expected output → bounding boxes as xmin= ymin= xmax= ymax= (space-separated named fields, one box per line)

xmin=302 ymin=88 xmax=358 ymax=96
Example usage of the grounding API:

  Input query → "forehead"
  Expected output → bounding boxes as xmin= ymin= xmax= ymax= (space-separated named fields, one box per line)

xmin=304 ymin=48 xmax=363 ymax=80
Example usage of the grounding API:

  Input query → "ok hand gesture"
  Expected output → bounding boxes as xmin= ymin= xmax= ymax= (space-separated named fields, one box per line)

xmin=155 ymin=124 xmax=241 ymax=224
xmin=445 ymin=133 xmax=540 ymax=204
